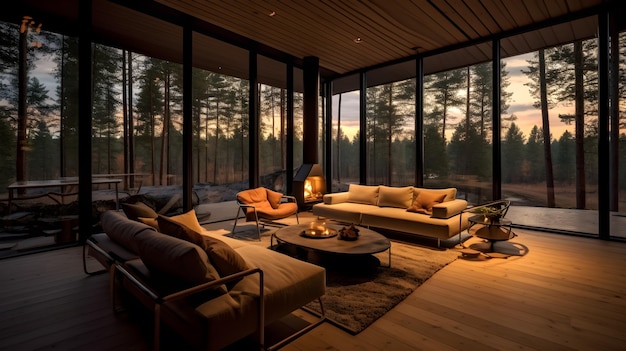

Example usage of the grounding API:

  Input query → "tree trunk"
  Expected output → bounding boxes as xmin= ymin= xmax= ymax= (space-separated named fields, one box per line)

xmin=16 ymin=28 xmax=28 ymax=189
xmin=122 ymin=51 xmax=129 ymax=179
xmin=538 ymin=49 xmax=556 ymax=207
xmin=213 ymin=100 xmax=220 ymax=183
xmin=128 ymin=51 xmax=135 ymax=188
xmin=336 ymin=94 xmax=342 ymax=183
xmin=159 ymin=76 xmax=170 ymax=186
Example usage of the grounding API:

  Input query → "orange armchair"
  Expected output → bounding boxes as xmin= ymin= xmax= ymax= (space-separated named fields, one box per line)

xmin=232 ymin=187 xmax=299 ymax=239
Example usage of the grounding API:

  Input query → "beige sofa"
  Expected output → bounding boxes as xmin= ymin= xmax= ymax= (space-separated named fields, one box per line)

xmin=312 ymin=184 xmax=469 ymax=246
xmin=87 ymin=209 xmax=325 ymax=351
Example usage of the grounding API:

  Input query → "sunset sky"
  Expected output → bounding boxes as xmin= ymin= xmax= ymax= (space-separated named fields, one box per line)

xmin=332 ymin=52 xmax=579 ymax=143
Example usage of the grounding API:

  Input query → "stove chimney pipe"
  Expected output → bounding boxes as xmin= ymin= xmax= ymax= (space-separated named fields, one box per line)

xmin=302 ymin=56 xmax=319 ymax=164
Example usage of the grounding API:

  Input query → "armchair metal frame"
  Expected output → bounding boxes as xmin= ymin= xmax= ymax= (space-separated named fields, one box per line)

xmin=114 ymin=263 xmax=325 ymax=351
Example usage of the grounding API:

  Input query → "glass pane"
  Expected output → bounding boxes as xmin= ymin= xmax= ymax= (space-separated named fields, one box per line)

xmin=501 ymin=29 xmax=600 ymax=236
xmin=191 ymin=32 xmax=249 ymax=221
xmin=0 ymin=20 xmax=83 ymax=256
xmin=423 ymin=44 xmax=493 ymax=204
xmin=331 ymin=74 xmax=360 ymax=191
xmin=258 ymin=55 xmax=287 ymax=192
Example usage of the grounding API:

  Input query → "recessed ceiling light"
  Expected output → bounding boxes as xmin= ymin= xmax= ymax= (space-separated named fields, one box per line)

xmin=268 ymin=11 xmax=276 ymax=17
xmin=354 ymin=37 xmax=363 ymax=44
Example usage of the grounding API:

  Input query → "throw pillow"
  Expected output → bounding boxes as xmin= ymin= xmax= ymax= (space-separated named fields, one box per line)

xmin=169 ymin=209 xmax=205 ymax=233
xmin=122 ymin=202 xmax=158 ymax=221
xmin=347 ymin=184 xmax=379 ymax=205
xmin=157 ymin=215 xmax=249 ymax=288
xmin=266 ymin=188 xmax=284 ymax=209
xmin=134 ymin=230 xmax=224 ymax=294
xmin=407 ymin=191 xmax=446 ymax=215
xmin=377 ymin=186 xmax=413 ymax=208
xmin=137 ymin=217 xmax=159 ymax=230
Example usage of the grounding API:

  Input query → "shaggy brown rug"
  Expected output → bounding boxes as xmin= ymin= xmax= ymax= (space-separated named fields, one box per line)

xmin=219 ymin=223 xmax=458 ymax=334
xmin=299 ymin=241 xmax=458 ymax=334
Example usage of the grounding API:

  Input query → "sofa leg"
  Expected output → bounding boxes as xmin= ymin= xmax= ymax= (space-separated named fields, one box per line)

xmin=110 ymin=265 xmax=126 ymax=314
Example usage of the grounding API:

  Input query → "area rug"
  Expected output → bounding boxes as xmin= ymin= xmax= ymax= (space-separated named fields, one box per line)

xmin=301 ymin=242 xmax=458 ymax=334
xmin=212 ymin=223 xmax=459 ymax=334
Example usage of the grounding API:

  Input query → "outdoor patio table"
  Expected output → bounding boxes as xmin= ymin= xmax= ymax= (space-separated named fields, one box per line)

xmin=7 ymin=178 xmax=122 ymax=213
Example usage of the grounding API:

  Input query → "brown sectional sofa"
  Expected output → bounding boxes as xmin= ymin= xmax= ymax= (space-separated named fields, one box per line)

xmin=312 ymin=184 xmax=470 ymax=246
xmin=86 ymin=209 xmax=326 ymax=351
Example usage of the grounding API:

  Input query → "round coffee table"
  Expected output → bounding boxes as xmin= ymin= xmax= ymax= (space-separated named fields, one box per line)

xmin=271 ymin=223 xmax=391 ymax=267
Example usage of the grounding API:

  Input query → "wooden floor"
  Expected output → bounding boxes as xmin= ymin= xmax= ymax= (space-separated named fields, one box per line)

xmin=0 ymin=218 xmax=625 ymax=350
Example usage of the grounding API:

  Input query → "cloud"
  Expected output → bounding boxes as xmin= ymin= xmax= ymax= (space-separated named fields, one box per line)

xmin=508 ymin=103 xmax=536 ymax=114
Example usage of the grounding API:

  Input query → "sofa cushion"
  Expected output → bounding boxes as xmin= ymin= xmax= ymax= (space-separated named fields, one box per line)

xmin=413 ymin=187 xmax=457 ymax=202
xmin=157 ymin=215 xmax=249 ymax=288
xmin=237 ymin=187 xmax=268 ymax=206
xmin=407 ymin=191 xmax=446 ymax=215
xmin=361 ymin=207 xmax=469 ymax=239
xmin=134 ymin=230 xmax=223 ymax=292
xmin=347 ymin=184 xmax=379 ymax=205
xmin=231 ymin=245 xmax=326 ymax=323
xmin=312 ymin=202 xmax=376 ymax=224
xmin=101 ymin=210 xmax=156 ymax=253
xmin=122 ymin=202 xmax=158 ymax=221
xmin=378 ymin=186 xmax=413 ymax=208
xmin=266 ymin=189 xmax=283 ymax=209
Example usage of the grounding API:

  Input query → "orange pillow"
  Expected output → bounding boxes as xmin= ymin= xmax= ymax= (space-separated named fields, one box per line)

xmin=137 ymin=217 xmax=159 ymax=230
xmin=407 ymin=191 xmax=446 ymax=215
xmin=266 ymin=189 xmax=284 ymax=209
xmin=237 ymin=187 xmax=267 ymax=205
xmin=169 ymin=209 xmax=205 ymax=233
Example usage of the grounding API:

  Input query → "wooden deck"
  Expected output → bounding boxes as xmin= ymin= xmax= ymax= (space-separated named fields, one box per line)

xmin=1 ymin=220 xmax=625 ymax=350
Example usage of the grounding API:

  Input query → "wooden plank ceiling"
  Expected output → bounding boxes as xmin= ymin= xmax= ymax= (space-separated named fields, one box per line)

xmin=153 ymin=0 xmax=607 ymax=75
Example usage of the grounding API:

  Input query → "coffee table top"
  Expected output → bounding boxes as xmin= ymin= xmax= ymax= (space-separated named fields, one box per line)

xmin=272 ymin=223 xmax=390 ymax=255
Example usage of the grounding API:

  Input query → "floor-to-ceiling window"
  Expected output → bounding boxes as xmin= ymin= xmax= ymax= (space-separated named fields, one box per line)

xmin=365 ymin=63 xmax=416 ymax=186
xmin=331 ymin=74 xmax=360 ymax=191
xmin=258 ymin=55 xmax=287 ymax=192
xmin=0 ymin=20 xmax=82 ymax=257
xmin=501 ymin=18 xmax=600 ymax=212
xmin=191 ymin=33 xmax=249 ymax=192
xmin=423 ymin=44 xmax=494 ymax=205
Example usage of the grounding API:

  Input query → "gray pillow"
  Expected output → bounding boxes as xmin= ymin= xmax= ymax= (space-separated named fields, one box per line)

xmin=121 ymin=202 xmax=158 ymax=221
xmin=134 ymin=230 xmax=223 ymax=293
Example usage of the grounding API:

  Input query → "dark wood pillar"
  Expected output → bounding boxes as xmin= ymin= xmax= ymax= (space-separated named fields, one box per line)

xmin=415 ymin=57 xmax=424 ymax=187
xmin=249 ymin=48 xmax=259 ymax=188
xmin=78 ymin=0 xmax=93 ymax=242
xmin=286 ymin=59 xmax=294 ymax=195
xmin=182 ymin=24 xmax=193 ymax=211
xmin=303 ymin=56 xmax=319 ymax=164
xmin=597 ymin=11 xmax=610 ymax=239
xmin=492 ymin=39 xmax=502 ymax=201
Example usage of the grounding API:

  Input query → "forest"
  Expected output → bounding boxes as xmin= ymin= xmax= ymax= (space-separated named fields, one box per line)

xmin=1 ymin=21 xmax=625 ymax=211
